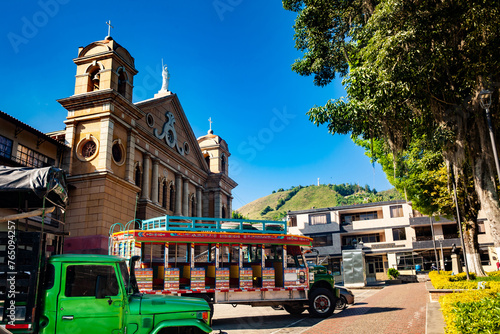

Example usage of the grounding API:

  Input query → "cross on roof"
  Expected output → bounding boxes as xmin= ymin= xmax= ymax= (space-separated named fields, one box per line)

xmin=106 ymin=20 xmax=114 ymax=37
xmin=208 ymin=117 xmax=213 ymax=131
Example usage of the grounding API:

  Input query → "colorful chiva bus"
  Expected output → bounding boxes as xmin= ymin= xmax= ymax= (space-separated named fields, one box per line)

xmin=110 ymin=216 xmax=339 ymax=318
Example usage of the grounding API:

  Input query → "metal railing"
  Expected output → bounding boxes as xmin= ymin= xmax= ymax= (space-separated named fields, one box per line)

xmin=140 ymin=215 xmax=287 ymax=234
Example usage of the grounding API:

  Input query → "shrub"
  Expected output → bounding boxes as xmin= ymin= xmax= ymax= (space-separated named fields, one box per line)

xmin=449 ymin=272 xmax=476 ymax=282
xmin=260 ymin=206 xmax=273 ymax=215
xmin=388 ymin=268 xmax=400 ymax=279
xmin=440 ymin=291 xmax=500 ymax=334
xmin=487 ymin=271 xmax=500 ymax=278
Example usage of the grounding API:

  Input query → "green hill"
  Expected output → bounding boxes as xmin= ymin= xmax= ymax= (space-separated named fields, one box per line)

xmin=236 ymin=184 xmax=403 ymax=221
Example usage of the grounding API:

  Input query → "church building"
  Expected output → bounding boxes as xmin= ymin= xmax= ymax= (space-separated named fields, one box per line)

xmin=52 ymin=35 xmax=237 ymax=254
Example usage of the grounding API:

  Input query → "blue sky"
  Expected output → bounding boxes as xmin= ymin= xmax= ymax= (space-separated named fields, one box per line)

xmin=0 ymin=1 xmax=393 ymax=210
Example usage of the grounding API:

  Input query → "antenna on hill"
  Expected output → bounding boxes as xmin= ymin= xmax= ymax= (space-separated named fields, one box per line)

xmin=317 ymin=178 xmax=320 ymax=186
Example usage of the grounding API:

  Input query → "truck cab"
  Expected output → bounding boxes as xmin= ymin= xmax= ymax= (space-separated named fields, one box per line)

xmin=1 ymin=233 xmax=212 ymax=334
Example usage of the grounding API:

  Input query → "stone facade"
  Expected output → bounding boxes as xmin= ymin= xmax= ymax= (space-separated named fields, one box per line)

xmin=52 ymin=36 xmax=237 ymax=254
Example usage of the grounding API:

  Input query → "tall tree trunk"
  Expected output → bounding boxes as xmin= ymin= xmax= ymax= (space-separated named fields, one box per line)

xmin=462 ymin=220 xmax=486 ymax=276
xmin=473 ymin=109 xmax=500 ymax=259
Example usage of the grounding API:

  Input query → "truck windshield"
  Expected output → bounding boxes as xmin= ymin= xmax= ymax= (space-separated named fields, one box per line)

xmin=119 ymin=261 xmax=138 ymax=294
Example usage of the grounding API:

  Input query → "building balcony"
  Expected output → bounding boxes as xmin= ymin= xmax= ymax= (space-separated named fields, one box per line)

xmin=412 ymin=237 xmax=461 ymax=250
xmin=410 ymin=216 xmax=454 ymax=225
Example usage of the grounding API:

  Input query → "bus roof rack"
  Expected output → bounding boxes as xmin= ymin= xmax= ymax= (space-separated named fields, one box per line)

xmin=140 ymin=215 xmax=287 ymax=234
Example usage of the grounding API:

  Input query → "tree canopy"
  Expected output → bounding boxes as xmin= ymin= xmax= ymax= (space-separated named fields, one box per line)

xmin=284 ymin=0 xmax=500 ymax=256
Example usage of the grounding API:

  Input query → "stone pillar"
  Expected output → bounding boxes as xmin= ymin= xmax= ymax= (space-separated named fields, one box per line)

xmin=151 ymin=158 xmax=159 ymax=204
xmin=228 ymin=194 xmax=232 ymax=218
xmin=175 ymin=174 xmax=182 ymax=215
xmin=196 ymin=187 xmax=202 ymax=217
xmin=125 ymin=129 xmax=136 ymax=183
xmin=65 ymin=122 xmax=76 ymax=175
xmin=451 ymin=253 xmax=462 ymax=274
xmin=141 ymin=153 xmax=151 ymax=200
xmin=183 ymin=178 xmax=189 ymax=216
xmin=98 ymin=117 xmax=114 ymax=172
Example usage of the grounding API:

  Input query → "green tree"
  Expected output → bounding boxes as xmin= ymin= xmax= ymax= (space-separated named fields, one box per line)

xmin=232 ymin=211 xmax=248 ymax=219
xmin=283 ymin=0 xmax=500 ymax=272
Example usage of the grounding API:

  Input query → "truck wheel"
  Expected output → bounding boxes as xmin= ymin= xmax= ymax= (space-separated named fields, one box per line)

xmin=283 ymin=303 xmax=306 ymax=315
xmin=308 ymin=288 xmax=336 ymax=318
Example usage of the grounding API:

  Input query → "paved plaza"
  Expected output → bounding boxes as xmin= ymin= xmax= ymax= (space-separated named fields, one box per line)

xmin=306 ymin=283 xmax=428 ymax=334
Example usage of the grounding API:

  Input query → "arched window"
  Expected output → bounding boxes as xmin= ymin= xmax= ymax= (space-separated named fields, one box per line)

xmin=221 ymin=205 xmax=227 ymax=219
xmin=204 ymin=153 xmax=210 ymax=170
xmin=191 ymin=196 xmax=196 ymax=217
xmin=162 ymin=181 xmax=167 ymax=208
xmin=87 ymin=65 xmax=100 ymax=92
xmin=134 ymin=164 xmax=142 ymax=196
xmin=169 ymin=184 xmax=175 ymax=212
xmin=117 ymin=68 xmax=127 ymax=96
xmin=221 ymin=155 xmax=226 ymax=174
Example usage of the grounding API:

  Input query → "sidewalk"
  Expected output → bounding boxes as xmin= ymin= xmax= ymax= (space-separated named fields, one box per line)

xmin=305 ymin=283 xmax=431 ymax=334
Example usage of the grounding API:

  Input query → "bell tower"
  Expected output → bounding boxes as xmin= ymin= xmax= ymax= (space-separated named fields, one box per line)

xmin=73 ymin=36 xmax=137 ymax=101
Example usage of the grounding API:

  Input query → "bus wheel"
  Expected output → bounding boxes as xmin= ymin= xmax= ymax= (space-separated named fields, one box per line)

xmin=308 ymin=288 xmax=335 ymax=318
xmin=283 ymin=303 xmax=305 ymax=315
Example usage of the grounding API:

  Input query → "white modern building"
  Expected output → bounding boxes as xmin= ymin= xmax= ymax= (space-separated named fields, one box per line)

xmin=287 ymin=200 xmax=497 ymax=282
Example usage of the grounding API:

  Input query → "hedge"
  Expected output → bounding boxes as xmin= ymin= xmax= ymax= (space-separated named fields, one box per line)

xmin=440 ymin=290 xmax=500 ymax=334
xmin=429 ymin=271 xmax=500 ymax=290
xmin=430 ymin=271 xmax=500 ymax=333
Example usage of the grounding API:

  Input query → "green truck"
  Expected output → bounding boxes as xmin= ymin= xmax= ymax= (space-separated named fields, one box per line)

xmin=0 ymin=231 xmax=212 ymax=334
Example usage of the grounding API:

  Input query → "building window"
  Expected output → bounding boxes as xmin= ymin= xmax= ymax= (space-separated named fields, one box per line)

xmin=111 ymin=139 xmax=125 ymax=165
xmin=134 ymin=164 xmax=142 ymax=189
xmin=162 ymin=182 xmax=167 ymax=208
xmin=16 ymin=144 xmax=54 ymax=168
xmin=76 ymin=135 xmax=99 ymax=162
xmin=396 ymin=252 xmax=424 ymax=271
xmin=442 ymin=224 xmax=459 ymax=239
xmin=117 ymin=68 xmax=127 ymax=96
xmin=341 ymin=210 xmax=380 ymax=224
xmin=87 ymin=65 xmax=100 ymax=92
xmin=342 ymin=233 xmax=381 ymax=246
xmin=367 ymin=256 xmax=384 ymax=274
xmin=478 ymin=220 xmax=487 ymax=234
xmin=184 ymin=142 xmax=190 ymax=155
xmin=191 ymin=195 xmax=196 ymax=217
xmin=204 ymin=153 xmax=210 ymax=170
xmin=310 ymin=214 xmax=328 ymax=225
xmin=288 ymin=216 xmax=297 ymax=227
xmin=390 ymin=205 xmax=404 ymax=218
xmin=169 ymin=184 xmax=175 ymax=212
xmin=146 ymin=113 xmax=155 ymax=128
xmin=480 ymin=250 xmax=490 ymax=266
xmin=221 ymin=155 xmax=226 ymax=174
xmin=311 ymin=234 xmax=332 ymax=247
xmin=392 ymin=228 xmax=406 ymax=241
xmin=414 ymin=226 xmax=432 ymax=241
xmin=0 ymin=135 xmax=13 ymax=159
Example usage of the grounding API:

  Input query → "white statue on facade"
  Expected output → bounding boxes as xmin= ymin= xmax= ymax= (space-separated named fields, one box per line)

xmin=161 ymin=64 xmax=170 ymax=92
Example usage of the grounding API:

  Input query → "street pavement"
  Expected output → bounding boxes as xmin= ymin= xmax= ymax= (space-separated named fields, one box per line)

xmin=211 ymin=282 xmax=429 ymax=334
xmin=211 ymin=288 xmax=380 ymax=334
xmin=306 ymin=282 xmax=428 ymax=334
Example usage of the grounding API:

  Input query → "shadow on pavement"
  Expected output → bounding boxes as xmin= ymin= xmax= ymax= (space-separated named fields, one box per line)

xmin=334 ymin=306 xmax=403 ymax=318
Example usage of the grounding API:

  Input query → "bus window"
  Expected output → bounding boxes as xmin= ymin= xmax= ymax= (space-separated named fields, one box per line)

xmin=143 ymin=243 xmax=164 ymax=267
xmin=194 ymin=245 xmax=209 ymax=263
xmin=219 ymin=245 xmax=239 ymax=266
xmin=242 ymin=245 xmax=261 ymax=264
xmin=168 ymin=243 xmax=188 ymax=265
